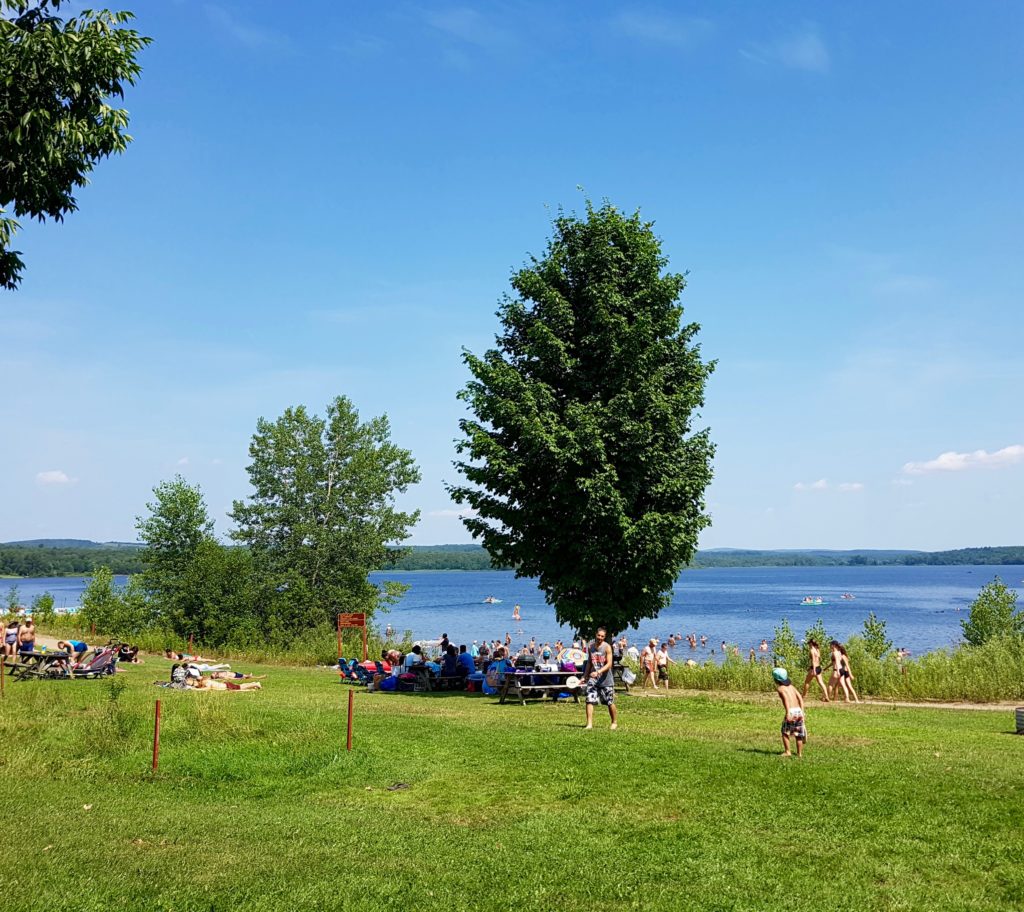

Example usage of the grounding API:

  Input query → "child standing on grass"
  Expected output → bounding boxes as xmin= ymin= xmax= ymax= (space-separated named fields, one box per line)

xmin=773 ymin=667 xmax=806 ymax=758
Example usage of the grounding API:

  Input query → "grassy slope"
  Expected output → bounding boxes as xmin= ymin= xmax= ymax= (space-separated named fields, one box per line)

xmin=1 ymin=661 xmax=1021 ymax=912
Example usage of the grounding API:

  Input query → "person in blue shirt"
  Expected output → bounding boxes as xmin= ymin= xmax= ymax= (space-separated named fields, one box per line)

xmin=470 ymin=640 xmax=479 ymax=658
xmin=456 ymin=644 xmax=476 ymax=676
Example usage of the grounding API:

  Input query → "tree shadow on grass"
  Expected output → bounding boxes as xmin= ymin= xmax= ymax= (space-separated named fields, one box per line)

xmin=736 ymin=747 xmax=780 ymax=756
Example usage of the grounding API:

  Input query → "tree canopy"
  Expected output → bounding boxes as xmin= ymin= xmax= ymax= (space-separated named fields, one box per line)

xmin=450 ymin=201 xmax=715 ymax=637
xmin=0 ymin=0 xmax=149 ymax=289
xmin=230 ymin=396 xmax=421 ymax=628
xmin=135 ymin=475 xmax=216 ymax=639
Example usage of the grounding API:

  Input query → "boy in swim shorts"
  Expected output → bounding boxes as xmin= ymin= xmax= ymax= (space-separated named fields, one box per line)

xmin=773 ymin=667 xmax=806 ymax=758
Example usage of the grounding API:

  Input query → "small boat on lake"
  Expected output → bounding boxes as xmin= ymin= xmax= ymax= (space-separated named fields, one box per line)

xmin=483 ymin=596 xmax=502 ymax=604
xmin=840 ymin=593 xmax=856 ymax=600
xmin=800 ymin=596 xmax=826 ymax=606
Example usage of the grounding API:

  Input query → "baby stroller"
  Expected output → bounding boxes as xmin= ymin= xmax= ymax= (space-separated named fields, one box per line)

xmin=70 ymin=645 xmax=119 ymax=678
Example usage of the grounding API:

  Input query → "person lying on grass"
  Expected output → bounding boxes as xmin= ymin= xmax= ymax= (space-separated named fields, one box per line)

xmin=190 ymin=677 xmax=262 ymax=691
xmin=773 ymin=667 xmax=806 ymax=758
xmin=180 ymin=664 xmax=262 ymax=691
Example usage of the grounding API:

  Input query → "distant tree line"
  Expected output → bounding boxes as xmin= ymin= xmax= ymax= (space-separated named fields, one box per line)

xmin=0 ymin=545 xmax=144 ymax=577
xmin=896 ymin=547 xmax=1024 ymax=566
xmin=4 ymin=543 xmax=1024 ymax=579
xmin=689 ymin=547 xmax=1024 ymax=568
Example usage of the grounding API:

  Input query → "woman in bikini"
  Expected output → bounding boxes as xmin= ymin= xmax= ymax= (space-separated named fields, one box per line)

xmin=801 ymin=639 xmax=830 ymax=702
xmin=827 ymin=640 xmax=844 ymax=700
xmin=836 ymin=644 xmax=861 ymax=703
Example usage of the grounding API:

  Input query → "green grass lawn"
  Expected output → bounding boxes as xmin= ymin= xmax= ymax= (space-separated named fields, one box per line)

xmin=1 ymin=660 xmax=1021 ymax=912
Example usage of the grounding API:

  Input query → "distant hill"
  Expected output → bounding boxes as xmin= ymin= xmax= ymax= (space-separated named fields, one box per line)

xmin=3 ymin=539 xmax=140 ymax=549
xmin=1 ymin=541 xmax=1022 ymax=577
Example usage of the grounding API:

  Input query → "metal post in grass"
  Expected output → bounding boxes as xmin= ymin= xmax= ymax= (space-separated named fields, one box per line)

xmin=346 ymin=689 xmax=354 ymax=751
xmin=152 ymin=699 xmax=162 ymax=770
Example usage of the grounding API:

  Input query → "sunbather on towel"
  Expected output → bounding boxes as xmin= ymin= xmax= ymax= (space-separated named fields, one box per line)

xmin=189 ymin=676 xmax=262 ymax=691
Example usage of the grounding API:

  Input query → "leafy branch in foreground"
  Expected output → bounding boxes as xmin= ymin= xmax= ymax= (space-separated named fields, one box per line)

xmin=0 ymin=0 xmax=150 ymax=288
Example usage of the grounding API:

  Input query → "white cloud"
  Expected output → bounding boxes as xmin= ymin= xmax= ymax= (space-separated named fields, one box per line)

xmin=428 ymin=507 xmax=479 ymax=518
xmin=205 ymin=5 xmax=287 ymax=50
xmin=36 ymin=470 xmax=75 ymax=486
xmin=794 ymin=479 xmax=828 ymax=491
xmin=903 ymin=445 xmax=1024 ymax=475
xmin=795 ymin=479 xmax=864 ymax=492
xmin=743 ymin=23 xmax=830 ymax=73
xmin=423 ymin=7 xmax=512 ymax=50
xmin=177 ymin=456 xmax=190 ymax=466
xmin=609 ymin=11 xmax=714 ymax=49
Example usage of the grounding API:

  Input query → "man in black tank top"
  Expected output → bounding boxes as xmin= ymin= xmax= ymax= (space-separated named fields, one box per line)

xmin=583 ymin=627 xmax=618 ymax=730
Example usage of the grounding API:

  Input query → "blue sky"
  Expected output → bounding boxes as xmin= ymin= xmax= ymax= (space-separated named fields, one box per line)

xmin=2 ymin=1 xmax=1022 ymax=550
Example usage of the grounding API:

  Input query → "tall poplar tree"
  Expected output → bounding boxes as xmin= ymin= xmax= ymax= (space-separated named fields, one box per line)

xmin=230 ymin=396 xmax=421 ymax=629
xmin=450 ymin=202 xmax=715 ymax=637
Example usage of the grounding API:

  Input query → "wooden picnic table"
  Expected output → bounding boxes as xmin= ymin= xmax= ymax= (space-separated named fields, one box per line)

xmin=3 ymin=650 xmax=71 ymax=680
xmin=407 ymin=664 xmax=434 ymax=692
xmin=498 ymin=669 xmax=583 ymax=705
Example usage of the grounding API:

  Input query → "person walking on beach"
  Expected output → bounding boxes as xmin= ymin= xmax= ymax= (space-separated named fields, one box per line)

xmin=835 ymin=643 xmax=861 ymax=703
xmin=827 ymin=640 xmax=843 ymax=699
xmin=656 ymin=642 xmax=675 ymax=689
xmin=801 ymin=639 xmax=830 ymax=702
xmin=640 ymin=638 xmax=658 ymax=689
xmin=582 ymin=627 xmax=617 ymax=730
xmin=773 ymin=667 xmax=807 ymax=758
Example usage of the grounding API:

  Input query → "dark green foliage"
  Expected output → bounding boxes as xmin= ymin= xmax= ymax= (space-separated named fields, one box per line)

xmin=0 ymin=544 xmax=143 ymax=576
xmin=29 ymin=590 xmax=54 ymax=624
xmin=451 ymin=202 xmax=714 ymax=637
xmin=900 ymin=546 xmax=1024 ymax=566
xmin=802 ymin=617 xmax=831 ymax=667
xmin=0 ymin=0 xmax=150 ymax=288
xmin=135 ymin=475 xmax=214 ymax=625
xmin=861 ymin=611 xmax=892 ymax=659
xmin=78 ymin=566 xmax=154 ymax=637
xmin=230 ymin=396 xmax=420 ymax=628
xmin=771 ymin=617 xmax=800 ymax=671
xmin=961 ymin=576 xmax=1023 ymax=646
xmin=384 ymin=546 xmax=511 ymax=571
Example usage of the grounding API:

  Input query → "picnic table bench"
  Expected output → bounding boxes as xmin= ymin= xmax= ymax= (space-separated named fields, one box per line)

xmin=3 ymin=650 xmax=70 ymax=680
xmin=499 ymin=670 xmax=582 ymax=705
xmin=612 ymin=664 xmax=632 ymax=693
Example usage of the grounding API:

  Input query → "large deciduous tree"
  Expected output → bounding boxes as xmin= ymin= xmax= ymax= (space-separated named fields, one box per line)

xmin=230 ymin=396 xmax=421 ymax=628
xmin=135 ymin=475 xmax=216 ymax=636
xmin=0 ymin=0 xmax=149 ymax=289
xmin=450 ymin=202 xmax=715 ymax=637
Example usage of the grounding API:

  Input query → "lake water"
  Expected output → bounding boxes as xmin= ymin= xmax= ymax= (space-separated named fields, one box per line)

xmin=8 ymin=564 xmax=1018 ymax=656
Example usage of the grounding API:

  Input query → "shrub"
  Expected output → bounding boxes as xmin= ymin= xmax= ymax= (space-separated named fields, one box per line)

xmin=30 ymin=591 xmax=56 ymax=626
xmin=961 ymin=577 xmax=1022 ymax=646
xmin=861 ymin=612 xmax=892 ymax=659
xmin=771 ymin=618 xmax=800 ymax=673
